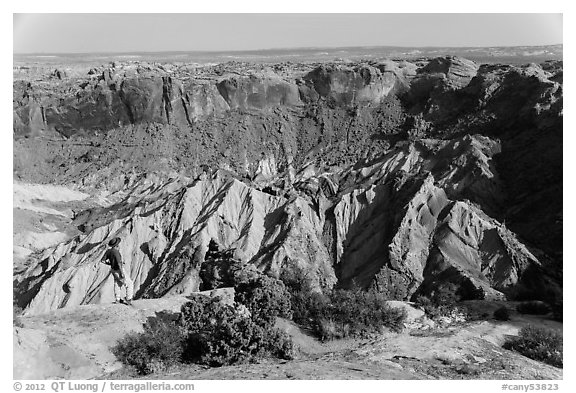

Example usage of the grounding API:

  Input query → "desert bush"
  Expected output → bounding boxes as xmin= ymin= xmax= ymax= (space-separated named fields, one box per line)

xmin=268 ymin=329 xmax=297 ymax=360
xmin=113 ymin=270 xmax=297 ymax=372
xmin=281 ymin=268 xmax=330 ymax=326
xmin=494 ymin=306 xmax=511 ymax=321
xmin=414 ymin=295 xmax=456 ymax=320
xmin=432 ymin=282 xmax=461 ymax=305
xmin=328 ymin=289 xmax=407 ymax=336
xmin=200 ymin=248 xmax=292 ymax=326
xmin=503 ymin=325 xmax=562 ymax=368
xmin=199 ymin=244 xmax=243 ymax=290
xmin=414 ymin=283 xmax=465 ymax=320
xmin=199 ymin=241 xmax=261 ymax=291
xmin=111 ymin=314 xmax=185 ymax=375
xmin=290 ymin=289 xmax=331 ymax=326
xmin=516 ymin=300 xmax=551 ymax=315
xmin=317 ymin=317 xmax=351 ymax=341
xmin=180 ymin=294 xmax=294 ymax=366
xmin=280 ymin=267 xmax=314 ymax=293
xmin=285 ymin=281 xmax=407 ymax=340
xmin=414 ymin=294 xmax=434 ymax=309
xmin=235 ymin=274 xmax=293 ymax=326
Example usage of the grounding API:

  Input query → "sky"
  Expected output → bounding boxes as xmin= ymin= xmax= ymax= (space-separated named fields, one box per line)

xmin=13 ymin=13 xmax=563 ymax=54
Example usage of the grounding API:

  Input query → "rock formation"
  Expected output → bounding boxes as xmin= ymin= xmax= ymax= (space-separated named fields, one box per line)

xmin=13 ymin=56 xmax=562 ymax=315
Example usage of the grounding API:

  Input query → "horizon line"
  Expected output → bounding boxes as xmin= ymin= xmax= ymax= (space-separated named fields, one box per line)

xmin=13 ymin=43 xmax=564 ymax=56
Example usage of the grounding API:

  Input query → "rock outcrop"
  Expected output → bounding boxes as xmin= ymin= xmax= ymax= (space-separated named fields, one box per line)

xmin=15 ymin=134 xmax=549 ymax=314
xmin=13 ymin=56 xmax=562 ymax=315
xmin=15 ymin=174 xmax=336 ymax=314
xmin=300 ymin=64 xmax=411 ymax=106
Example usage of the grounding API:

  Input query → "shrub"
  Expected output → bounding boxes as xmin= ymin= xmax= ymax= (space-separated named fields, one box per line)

xmin=516 ymin=301 xmax=550 ymax=315
xmin=414 ymin=283 xmax=465 ymax=320
xmin=180 ymin=295 xmax=256 ymax=365
xmin=290 ymin=289 xmax=331 ymax=326
xmin=113 ymin=268 xmax=298 ymax=372
xmin=280 ymin=267 xmax=314 ymax=293
xmin=503 ymin=325 xmax=562 ymax=368
xmin=494 ymin=306 xmax=511 ymax=321
xmin=317 ymin=318 xmax=350 ymax=341
xmin=328 ymin=289 xmax=407 ymax=336
xmin=199 ymin=242 xmax=260 ymax=291
xmin=111 ymin=314 xmax=185 ymax=375
xmin=235 ymin=275 xmax=293 ymax=326
xmin=414 ymin=295 xmax=455 ymax=320
xmin=199 ymin=247 xmax=239 ymax=290
xmin=268 ymin=329 xmax=297 ymax=360
xmin=286 ymin=283 xmax=407 ymax=340
xmin=281 ymin=268 xmax=330 ymax=327
xmin=432 ymin=282 xmax=461 ymax=305
xmin=180 ymin=294 xmax=294 ymax=366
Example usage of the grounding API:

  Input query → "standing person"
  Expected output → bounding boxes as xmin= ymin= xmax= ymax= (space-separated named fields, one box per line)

xmin=101 ymin=237 xmax=133 ymax=305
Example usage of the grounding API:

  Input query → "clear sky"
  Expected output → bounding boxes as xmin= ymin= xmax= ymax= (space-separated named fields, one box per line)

xmin=13 ymin=13 xmax=562 ymax=54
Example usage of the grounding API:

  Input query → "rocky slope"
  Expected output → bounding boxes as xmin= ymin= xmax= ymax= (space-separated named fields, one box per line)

xmin=13 ymin=56 xmax=562 ymax=316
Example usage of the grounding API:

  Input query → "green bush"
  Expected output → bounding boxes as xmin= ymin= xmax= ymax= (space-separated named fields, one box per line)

xmin=111 ymin=314 xmax=185 ymax=375
xmin=283 ymin=273 xmax=407 ymax=340
xmin=414 ymin=295 xmax=455 ymax=319
xmin=268 ymin=329 xmax=297 ymax=360
xmin=281 ymin=268 xmax=329 ymax=327
xmin=432 ymin=282 xmax=461 ymax=305
xmin=503 ymin=325 xmax=562 ymax=368
xmin=494 ymin=306 xmax=511 ymax=321
xmin=182 ymin=299 xmax=265 ymax=366
xmin=235 ymin=274 xmax=293 ymax=326
xmin=199 ymin=242 xmax=260 ymax=291
xmin=290 ymin=289 xmax=330 ymax=326
xmin=199 ymin=247 xmax=292 ymax=326
xmin=326 ymin=289 xmax=407 ymax=336
xmin=180 ymin=295 xmax=294 ymax=366
xmin=317 ymin=317 xmax=350 ymax=341
xmin=414 ymin=283 xmax=463 ymax=320
xmin=516 ymin=301 xmax=550 ymax=315
xmin=113 ymin=265 xmax=298 ymax=372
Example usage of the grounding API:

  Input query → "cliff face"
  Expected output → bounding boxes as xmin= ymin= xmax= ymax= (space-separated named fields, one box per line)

xmin=13 ymin=57 xmax=562 ymax=314
xmin=13 ymin=58 xmax=562 ymax=138
xmin=13 ymin=61 xmax=414 ymax=137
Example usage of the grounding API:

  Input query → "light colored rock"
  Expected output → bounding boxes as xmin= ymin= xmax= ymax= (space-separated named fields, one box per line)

xmin=16 ymin=175 xmax=336 ymax=315
xmin=13 ymin=327 xmax=65 ymax=379
xmin=13 ymin=182 xmax=89 ymax=206
xmin=15 ymin=134 xmax=546 ymax=313
xmin=14 ymin=294 xmax=223 ymax=379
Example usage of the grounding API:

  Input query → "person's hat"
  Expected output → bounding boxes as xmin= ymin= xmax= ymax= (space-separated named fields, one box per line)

xmin=108 ymin=237 xmax=121 ymax=247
